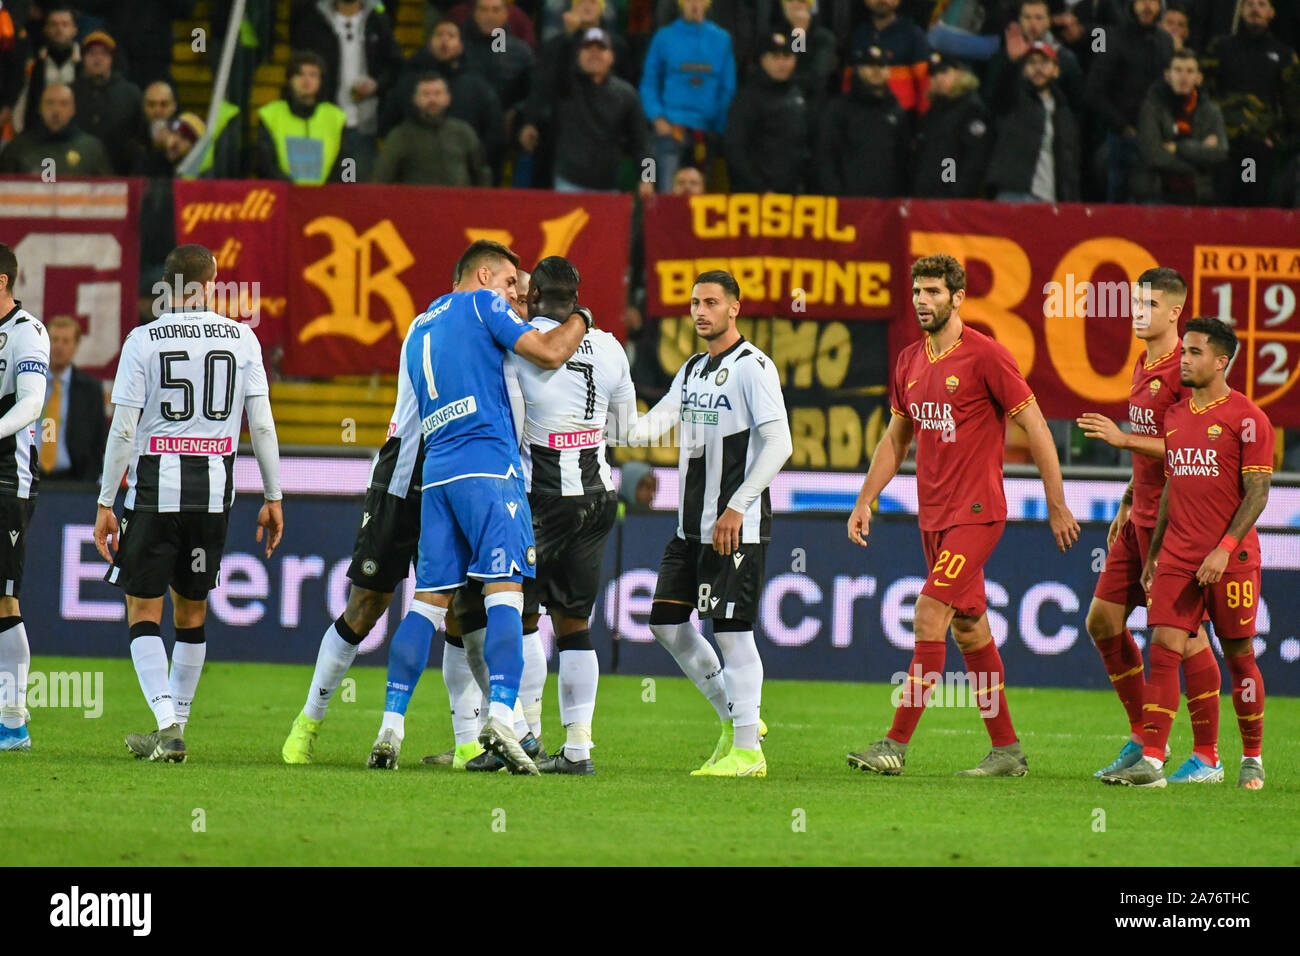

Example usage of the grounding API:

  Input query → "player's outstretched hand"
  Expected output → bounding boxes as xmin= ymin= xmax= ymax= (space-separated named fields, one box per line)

xmin=1049 ymin=503 xmax=1080 ymax=552
xmin=93 ymin=505 xmax=118 ymax=563
xmin=847 ymin=503 xmax=871 ymax=547
xmin=1076 ymin=413 xmax=1126 ymax=449
xmin=1196 ymin=547 xmax=1229 ymax=586
xmin=712 ymin=507 xmax=743 ymax=556
xmin=257 ymin=499 xmax=284 ymax=558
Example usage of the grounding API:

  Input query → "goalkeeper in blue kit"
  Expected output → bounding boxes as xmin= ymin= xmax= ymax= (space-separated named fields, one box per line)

xmin=374 ymin=246 xmax=592 ymax=773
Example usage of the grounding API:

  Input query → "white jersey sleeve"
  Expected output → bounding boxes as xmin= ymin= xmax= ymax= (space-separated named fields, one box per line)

xmin=110 ymin=328 xmax=149 ymax=409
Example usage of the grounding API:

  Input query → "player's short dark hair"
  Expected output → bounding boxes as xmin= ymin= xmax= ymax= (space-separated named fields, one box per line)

xmin=1169 ymin=48 xmax=1199 ymax=67
xmin=414 ymin=71 xmax=446 ymax=89
xmin=911 ymin=254 xmax=965 ymax=294
xmin=1185 ymin=316 xmax=1238 ymax=359
xmin=454 ymin=239 xmax=519 ymax=285
xmin=0 ymin=243 xmax=17 ymax=296
xmin=1135 ymin=266 xmax=1187 ymax=300
xmin=693 ymin=270 xmax=740 ymax=300
xmin=163 ymin=244 xmax=217 ymax=289
xmin=531 ymin=256 xmax=580 ymax=302
xmin=1018 ymin=0 xmax=1049 ymax=12
xmin=287 ymin=50 xmax=327 ymax=80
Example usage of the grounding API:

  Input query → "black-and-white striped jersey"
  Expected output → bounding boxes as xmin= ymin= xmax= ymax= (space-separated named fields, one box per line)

xmin=367 ymin=317 xmax=423 ymax=498
xmin=111 ymin=310 xmax=269 ymax=513
xmin=0 ymin=304 xmax=51 ymax=500
xmin=506 ymin=317 xmax=635 ymax=496
xmin=669 ymin=337 xmax=786 ymax=544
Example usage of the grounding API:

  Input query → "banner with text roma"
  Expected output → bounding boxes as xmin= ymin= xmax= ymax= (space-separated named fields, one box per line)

xmin=172 ymin=179 xmax=289 ymax=351
xmin=900 ymin=200 xmax=1300 ymax=427
xmin=0 ymin=177 xmax=141 ymax=378
xmin=642 ymin=193 xmax=901 ymax=320
xmin=281 ymin=185 xmax=632 ymax=377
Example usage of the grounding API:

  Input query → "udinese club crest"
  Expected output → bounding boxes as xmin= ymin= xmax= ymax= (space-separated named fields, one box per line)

xmin=714 ymin=368 xmax=729 ymax=386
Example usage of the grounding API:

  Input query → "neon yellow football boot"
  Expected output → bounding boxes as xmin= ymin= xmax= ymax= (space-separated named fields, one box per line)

xmin=693 ymin=746 xmax=767 ymax=777
xmin=282 ymin=711 xmax=322 ymax=764
xmin=451 ymin=741 xmax=485 ymax=769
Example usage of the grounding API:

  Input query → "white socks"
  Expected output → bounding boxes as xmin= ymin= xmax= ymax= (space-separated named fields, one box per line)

xmin=305 ymin=622 xmax=360 ymax=721
xmin=651 ymin=620 xmax=730 ymax=721
xmin=519 ymin=629 xmax=546 ymax=739
xmin=130 ymin=633 xmax=176 ymax=730
xmin=0 ymin=619 xmax=30 ymax=729
xmin=379 ymin=710 xmax=404 ymax=739
xmin=442 ymin=642 xmax=483 ymax=745
xmin=715 ymin=629 xmax=763 ymax=750
xmin=559 ymin=648 xmax=598 ymax=760
xmin=169 ymin=640 xmax=206 ymax=730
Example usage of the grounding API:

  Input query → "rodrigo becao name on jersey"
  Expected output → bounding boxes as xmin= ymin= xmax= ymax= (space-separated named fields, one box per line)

xmin=368 ymin=317 xmax=423 ymax=498
xmin=671 ymin=336 xmax=786 ymax=544
xmin=507 ymin=317 xmax=634 ymax=496
xmin=0 ymin=304 xmax=51 ymax=500
xmin=111 ymin=310 xmax=269 ymax=512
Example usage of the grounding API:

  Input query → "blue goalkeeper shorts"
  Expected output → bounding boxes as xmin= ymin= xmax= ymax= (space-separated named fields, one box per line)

xmin=414 ymin=474 xmax=536 ymax=592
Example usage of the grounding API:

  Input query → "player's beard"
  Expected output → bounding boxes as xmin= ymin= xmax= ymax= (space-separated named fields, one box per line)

xmin=697 ymin=316 xmax=730 ymax=341
xmin=917 ymin=302 xmax=952 ymax=335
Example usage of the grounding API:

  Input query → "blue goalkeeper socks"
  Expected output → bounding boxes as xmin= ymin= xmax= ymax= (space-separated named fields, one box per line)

xmin=483 ymin=593 xmax=525 ymax=708
xmin=383 ymin=602 xmax=443 ymax=716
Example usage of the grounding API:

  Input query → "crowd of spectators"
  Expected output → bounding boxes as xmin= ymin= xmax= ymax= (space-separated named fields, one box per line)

xmin=0 ymin=0 xmax=1296 ymax=204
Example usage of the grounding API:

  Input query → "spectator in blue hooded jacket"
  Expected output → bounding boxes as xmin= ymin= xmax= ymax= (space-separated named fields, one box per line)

xmin=639 ymin=0 xmax=736 ymax=192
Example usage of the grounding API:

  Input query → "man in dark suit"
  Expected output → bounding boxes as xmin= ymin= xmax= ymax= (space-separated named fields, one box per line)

xmin=41 ymin=316 xmax=109 ymax=483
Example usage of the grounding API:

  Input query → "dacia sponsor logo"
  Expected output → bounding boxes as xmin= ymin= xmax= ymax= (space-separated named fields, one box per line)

xmin=682 ymin=391 xmax=733 ymax=411
xmin=682 ymin=409 xmax=720 ymax=425
xmin=421 ymin=396 xmax=478 ymax=436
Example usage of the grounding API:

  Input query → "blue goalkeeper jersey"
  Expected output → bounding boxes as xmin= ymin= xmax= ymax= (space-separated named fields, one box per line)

xmin=405 ymin=288 xmax=530 ymax=487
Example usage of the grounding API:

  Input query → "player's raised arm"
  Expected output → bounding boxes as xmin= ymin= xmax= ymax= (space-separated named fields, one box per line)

xmin=848 ymin=410 xmax=913 ymax=547
xmin=1076 ymin=412 xmax=1165 ymax=460
xmin=512 ymin=308 xmax=589 ymax=370
xmin=1013 ymin=400 xmax=1079 ymax=551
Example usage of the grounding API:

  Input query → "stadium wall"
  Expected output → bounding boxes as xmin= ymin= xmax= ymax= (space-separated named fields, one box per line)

xmin=31 ymin=491 xmax=1300 ymax=695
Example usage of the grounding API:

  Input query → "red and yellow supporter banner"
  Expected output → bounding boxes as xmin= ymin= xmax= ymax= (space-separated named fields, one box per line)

xmin=281 ymin=185 xmax=632 ymax=377
xmin=900 ymin=201 xmax=1300 ymax=425
xmin=172 ymin=180 xmax=289 ymax=349
xmin=643 ymin=195 xmax=1300 ymax=425
xmin=643 ymin=193 xmax=900 ymax=319
xmin=0 ymin=178 xmax=141 ymax=377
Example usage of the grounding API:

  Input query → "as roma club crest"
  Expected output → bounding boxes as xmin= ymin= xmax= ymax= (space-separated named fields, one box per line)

xmin=1207 ymin=424 xmax=1223 ymax=441
xmin=1149 ymin=380 xmax=1161 ymax=395
xmin=945 ymin=375 xmax=959 ymax=394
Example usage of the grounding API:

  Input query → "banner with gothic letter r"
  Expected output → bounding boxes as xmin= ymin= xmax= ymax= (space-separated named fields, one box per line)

xmin=281 ymin=184 xmax=634 ymax=377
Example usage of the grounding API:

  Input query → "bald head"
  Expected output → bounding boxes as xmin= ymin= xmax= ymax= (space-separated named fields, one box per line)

xmin=40 ymin=83 xmax=75 ymax=133
xmin=143 ymin=82 xmax=178 ymax=123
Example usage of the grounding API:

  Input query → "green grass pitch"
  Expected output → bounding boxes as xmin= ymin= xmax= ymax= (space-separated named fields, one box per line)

xmin=4 ymin=656 xmax=1296 ymax=866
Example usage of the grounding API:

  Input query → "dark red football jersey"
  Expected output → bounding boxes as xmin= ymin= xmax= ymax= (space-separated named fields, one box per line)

xmin=891 ymin=324 xmax=1035 ymax=532
xmin=1127 ymin=346 xmax=1186 ymax=527
xmin=1158 ymin=390 xmax=1274 ymax=572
